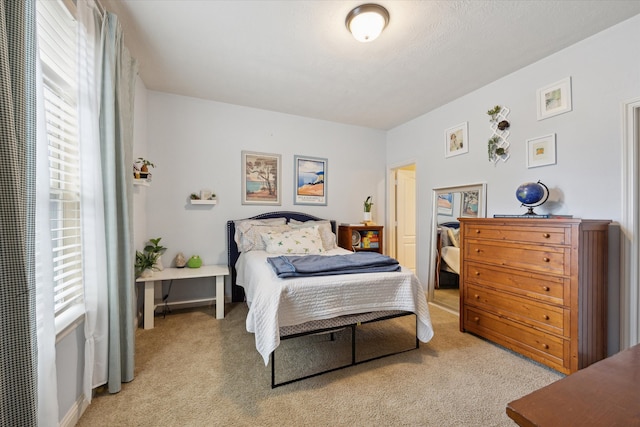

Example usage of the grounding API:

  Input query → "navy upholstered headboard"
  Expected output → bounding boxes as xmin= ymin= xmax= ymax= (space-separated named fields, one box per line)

xmin=226 ymin=211 xmax=337 ymax=302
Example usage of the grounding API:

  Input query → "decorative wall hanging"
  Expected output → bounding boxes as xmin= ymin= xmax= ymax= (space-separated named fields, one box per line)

xmin=444 ymin=122 xmax=469 ymax=158
xmin=487 ymin=105 xmax=510 ymax=164
xmin=242 ymin=151 xmax=281 ymax=205
xmin=537 ymin=77 xmax=572 ymax=120
xmin=294 ymin=155 xmax=327 ymax=205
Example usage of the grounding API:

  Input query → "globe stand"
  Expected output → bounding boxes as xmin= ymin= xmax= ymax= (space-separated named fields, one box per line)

xmin=519 ymin=181 xmax=549 ymax=216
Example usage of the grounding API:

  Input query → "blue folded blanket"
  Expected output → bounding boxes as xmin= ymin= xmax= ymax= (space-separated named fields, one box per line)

xmin=267 ymin=252 xmax=401 ymax=278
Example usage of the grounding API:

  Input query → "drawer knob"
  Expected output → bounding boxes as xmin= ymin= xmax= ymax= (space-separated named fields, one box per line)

xmin=543 ymin=314 xmax=550 ymax=320
xmin=475 ymin=248 xmax=481 ymax=253
xmin=543 ymin=257 xmax=550 ymax=262
xmin=542 ymin=343 xmax=549 ymax=349
xmin=542 ymin=233 xmax=550 ymax=238
xmin=474 ymin=294 xmax=480 ymax=299
xmin=475 ymin=229 xmax=480 ymax=234
xmin=473 ymin=316 xmax=480 ymax=323
xmin=542 ymin=286 xmax=550 ymax=292
xmin=475 ymin=271 xmax=480 ymax=276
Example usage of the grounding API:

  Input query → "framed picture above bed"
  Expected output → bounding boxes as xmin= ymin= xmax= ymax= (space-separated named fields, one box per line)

xmin=294 ymin=155 xmax=327 ymax=205
xmin=460 ymin=190 xmax=480 ymax=218
xmin=437 ymin=193 xmax=454 ymax=216
xmin=444 ymin=122 xmax=469 ymax=158
xmin=241 ymin=151 xmax=281 ymax=205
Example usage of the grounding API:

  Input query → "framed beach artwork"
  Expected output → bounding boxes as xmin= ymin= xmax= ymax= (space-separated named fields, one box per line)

xmin=460 ymin=190 xmax=480 ymax=218
xmin=437 ymin=193 xmax=454 ymax=216
xmin=444 ymin=122 xmax=469 ymax=158
xmin=241 ymin=151 xmax=281 ymax=205
xmin=294 ymin=155 xmax=327 ymax=205
xmin=537 ymin=77 xmax=572 ymax=120
xmin=526 ymin=134 xmax=557 ymax=168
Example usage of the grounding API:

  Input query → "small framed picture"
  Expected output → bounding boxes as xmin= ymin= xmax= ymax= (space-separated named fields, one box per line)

xmin=444 ymin=122 xmax=469 ymax=158
xmin=526 ymin=134 xmax=557 ymax=168
xmin=537 ymin=77 xmax=572 ymax=120
xmin=437 ymin=193 xmax=454 ymax=216
xmin=241 ymin=151 xmax=281 ymax=205
xmin=460 ymin=190 xmax=480 ymax=218
xmin=294 ymin=155 xmax=327 ymax=206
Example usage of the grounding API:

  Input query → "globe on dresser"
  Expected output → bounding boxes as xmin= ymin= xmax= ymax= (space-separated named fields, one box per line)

xmin=516 ymin=180 xmax=549 ymax=215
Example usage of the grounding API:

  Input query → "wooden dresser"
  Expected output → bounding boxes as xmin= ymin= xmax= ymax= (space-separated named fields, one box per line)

xmin=459 ymin=218 xmax=610 ymax=374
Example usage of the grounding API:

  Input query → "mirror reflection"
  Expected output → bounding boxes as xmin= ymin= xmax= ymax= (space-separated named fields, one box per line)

xmin=428 ymin=183 xmax=486 ymax=313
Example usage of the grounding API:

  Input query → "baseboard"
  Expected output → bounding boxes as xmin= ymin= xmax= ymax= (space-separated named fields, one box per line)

xmin=59 ymin=395 xmax=89 ymax=427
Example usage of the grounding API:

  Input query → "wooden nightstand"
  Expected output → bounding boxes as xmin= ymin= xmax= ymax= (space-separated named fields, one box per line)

xmin=338 ymin=225 xmax=383 ymax=254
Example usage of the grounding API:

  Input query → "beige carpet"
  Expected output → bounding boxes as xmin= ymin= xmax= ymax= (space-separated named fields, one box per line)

xmin=76 ymin=303 xmax=563 ymax=426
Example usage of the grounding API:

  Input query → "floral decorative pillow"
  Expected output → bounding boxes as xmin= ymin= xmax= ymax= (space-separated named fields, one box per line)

xmin=234 ymin=218 xmax=288 ymax=252
xmin=289 ymin=219 xmax=337 ymax=250
xmin=261 ymin=226 xmax=325 ymax=254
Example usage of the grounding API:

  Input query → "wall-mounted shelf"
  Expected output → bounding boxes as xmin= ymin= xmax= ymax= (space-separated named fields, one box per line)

xmin=133 ymin=179 xmax=151 ymax=187
xmin=190 ymin=199 xmax=217 ymax=205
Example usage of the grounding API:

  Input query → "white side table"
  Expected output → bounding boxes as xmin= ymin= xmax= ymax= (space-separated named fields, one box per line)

xmin=135 ymin=264 xmax=229 ymax=329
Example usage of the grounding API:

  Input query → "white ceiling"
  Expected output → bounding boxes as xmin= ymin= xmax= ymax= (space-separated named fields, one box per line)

xmin=102 ymin=0 xmax=640 ymax=130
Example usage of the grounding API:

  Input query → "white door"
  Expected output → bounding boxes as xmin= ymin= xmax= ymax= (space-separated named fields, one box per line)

xmin=396 ymin=168 xmax=416 ymax=272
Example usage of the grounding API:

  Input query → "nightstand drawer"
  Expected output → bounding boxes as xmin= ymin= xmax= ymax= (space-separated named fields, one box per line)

xmin=464 ymin=240 xmax=568 ymax=275
xmin=464 ymin=262 xmax=567 ymax=304
xmin=463 ymin=224 xmax=568 ymax=245
xmin=465 ymin=284 xmax=567 ymax=335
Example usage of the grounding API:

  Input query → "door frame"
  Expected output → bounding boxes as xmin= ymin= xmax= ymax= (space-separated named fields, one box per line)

xmin=621 ymin=97 xmax=640 ymax=349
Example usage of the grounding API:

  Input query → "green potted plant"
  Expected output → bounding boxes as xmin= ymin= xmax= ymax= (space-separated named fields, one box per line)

xmin=363 ymin=196 xmax=373 ymax=222
xmin=144 ymin=237 xmax=167 ymax=271
xmin=135 ymin=250 xmax=159 ymax=278
xmin=134 ymin=157 xmax=155 ymax=179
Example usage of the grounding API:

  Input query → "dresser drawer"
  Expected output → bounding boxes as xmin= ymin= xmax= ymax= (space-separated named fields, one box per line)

xmin=464 ymin=240 xmax=568 ymax=275
xmin=465 ymin=284 xmax=567 ymax=336
xmin=464 ymin=262 xmax=568 ymax=305
xmin=463 ymin=224 xmax=569 ymax=245
xmin=463 ymin=307 xmax=568 ymax=372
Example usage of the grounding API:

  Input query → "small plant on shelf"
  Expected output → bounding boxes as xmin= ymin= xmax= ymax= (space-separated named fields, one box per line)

xmin=135 ymin=157 xmax=155 ymax=172
xmin=144 ymin=237 xmax=166 ymax=256
xmin=363 ymin=196 xmax=373 ymax=213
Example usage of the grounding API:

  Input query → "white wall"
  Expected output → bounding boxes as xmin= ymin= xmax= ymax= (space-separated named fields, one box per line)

xmin=141 ymin=92 xmax=386 ymax=301
xmin=387 ymin=14 xmax=640 ymax=343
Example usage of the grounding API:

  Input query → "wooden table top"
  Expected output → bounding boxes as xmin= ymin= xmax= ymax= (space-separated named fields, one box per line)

xmin=506 ymin=344 xmax=640 ymax=427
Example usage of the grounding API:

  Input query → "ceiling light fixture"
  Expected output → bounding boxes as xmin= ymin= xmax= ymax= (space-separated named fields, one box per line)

xmin=345 ymin=4 xmax=389 ymax=43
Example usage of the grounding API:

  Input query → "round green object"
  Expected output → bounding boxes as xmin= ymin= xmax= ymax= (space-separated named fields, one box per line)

xmin=187 ymin=255 xmax=202 ymax=268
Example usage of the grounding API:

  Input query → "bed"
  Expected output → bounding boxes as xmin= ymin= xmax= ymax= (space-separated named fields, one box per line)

xmin=436 ymin=221 xmax=460 ymax=288
xmin=226 ymin=211 xmax=434 ymax=386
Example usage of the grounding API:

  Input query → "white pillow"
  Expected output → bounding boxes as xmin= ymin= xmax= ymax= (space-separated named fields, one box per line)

xmin=261 ymin=225 xmax=325 ymax=254
xmin=234 ymin=218 xmax=288 ymax=252
xmin=447 ymin=227 xmax=460 ymax=248
xmin=289 ymin=219 xmax=337 ymax=250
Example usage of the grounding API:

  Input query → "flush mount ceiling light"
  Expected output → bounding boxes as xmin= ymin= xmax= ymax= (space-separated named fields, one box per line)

xmin=345 ymin=4 xmax=390 ymax=43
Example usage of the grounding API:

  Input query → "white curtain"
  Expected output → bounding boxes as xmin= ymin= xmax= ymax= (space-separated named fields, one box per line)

xmin=77 ymin=0 xmax=137 ymax=397
xmin=77 ymin=0 xmax=109 ymax=400
xmin=35 ymin=38 xmax=59 ymax=424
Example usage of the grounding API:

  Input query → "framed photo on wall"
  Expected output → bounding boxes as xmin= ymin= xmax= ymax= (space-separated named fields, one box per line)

xmin=537 ymin=77 xmax=572 ymax=120
xmin=460 ymin=190 xmax=480 ymax=218
xmin=437 ymin=193 xmax=454 ymax=216
xmin=526 ymin=134 xmax=557 ymax=168
xmin=294 ymin=155 xmax=327 ymax=205
xmin=241 ymin=151 xmax=281 ymax=205
xmin=444 ymin=122 xmax=469 ymax=158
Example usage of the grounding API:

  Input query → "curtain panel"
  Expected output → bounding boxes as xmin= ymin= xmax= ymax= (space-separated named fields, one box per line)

xmin=77 ymin=0 xmax=137 ymax=397
xmin=0 ymin=0 xmax=38 ymax=425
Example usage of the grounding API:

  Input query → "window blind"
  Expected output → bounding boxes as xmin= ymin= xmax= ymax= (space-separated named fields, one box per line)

xmin=36 ymin=0 xmax=83 ymax=318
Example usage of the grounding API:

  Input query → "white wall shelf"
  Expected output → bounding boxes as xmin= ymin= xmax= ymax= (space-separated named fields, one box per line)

xmin=190 ymin=199 xmax=217 ymax=205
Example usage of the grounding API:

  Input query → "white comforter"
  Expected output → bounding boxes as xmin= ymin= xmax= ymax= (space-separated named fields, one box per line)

xmin=236 ymin=248 xmax=434 ymax=364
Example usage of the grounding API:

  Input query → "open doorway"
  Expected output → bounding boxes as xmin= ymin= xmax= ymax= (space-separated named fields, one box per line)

xmin=388 ymin=164 xmax=416 ymax=273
